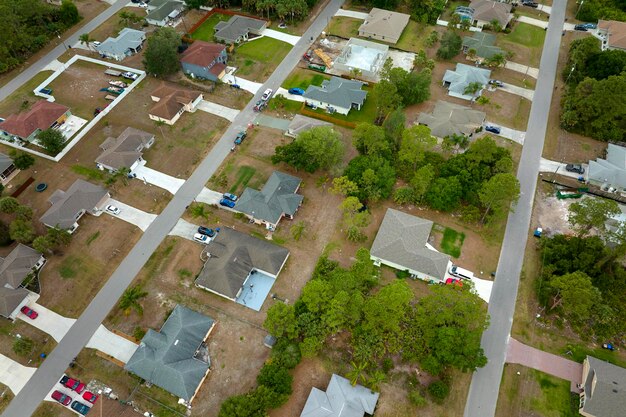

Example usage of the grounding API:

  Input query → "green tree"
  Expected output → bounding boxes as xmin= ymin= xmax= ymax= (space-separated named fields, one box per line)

xmin=489 ymin=18 xmax=502 ymax=33
xmin=484 ymin=53 xmax=506 ymax=68
xmin=584 ymin=49 xmax=626 ymax=81
xmin=344 ymin=156 xmax=396 ymax=202
xmin=425 ymin=177 xmax=463 ymax=212
xmin=568 ymin=197 xmax=620 ymax=237
xmin=270 ymin=339 xmax=301 ymax=369
xmin=143 ymin=27 xmax=180 ymax=78
xmin=290 ymin=221 xmax=307 ymax=241
xmin=330 ymin=176 xmax=359 ymax=196
xmin=13 ymin=337 xmax=34 ymax=357
xmin=32 ymin=236 xmax=52 ymax=255
xmin=184 ymin=0 xmax=210 ymax=9
xmin=272 ymin=126 xmax=344 ymax=173
xmin=436 ymin=30 xmax=462 ymax=60
xmin=0 ymin=197 xmax=19 ymax=214
xmin=346 ymin=361 xmax=368 ymax=386
xmin=428 ymin=380 xmax=450 ymax=403
xmin=118 ymin=286 xmax=148 ymax=315
xmin=398 ymin=125 xmax=437 ymax=175
xmin=353 ymin=123 xmax=390 ymax=157
xmin=424 ymin=30 xmax=439 ymax=47
xmin=37 ymin=128 xmax=66 ymax=155
xmin=411 ymin=164 xmax=436 ymax=202
xmin=447 ymin=13 xmax=461 ymax=29
xmin=256 ymin=363 xmax=293 ymax=395
xmin=385 ymin=67 xmax=432 ymax=106
xmin=9 ymin=219 xmax=35 ymax=243
xmin=15 ymin=205 xmax=33 ymax=221
xmin=10 ymin=151 xmax=35 ymax=170
xmin=382 ymin=109 xmax=406 ymax=152
xmin=362 ymin=280 xmax=413 ymax=335
xmin=463 ymin=81 xmax=484 ymax=98
xmin=78 ymin=33 xmax=93 ymax=50
xmin=340 ymin=196 xmax=371 ymax=242
xmin=562 ymin=37 xmax=601 ymax=85
xmin=264 ymin=303 xmax=297 ymax=340
xmin=548 ymin=271 xmax=602 ymax=326
xmin=0 ymin=222 xmax=12 ymax=246
xmin=372 ymin=79 xmax=402 ymax=120
xmin=478 ymin=173 xmax=520 ymax=223
xmin=59 ymin=0 xmax=80 ymax=26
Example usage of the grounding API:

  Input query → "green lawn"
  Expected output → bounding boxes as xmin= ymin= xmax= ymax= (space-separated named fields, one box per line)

xmin=282 ymin=68 xmax=330 ymax=89
xmin=530 ymin=371 xmax=579 ymax=417
xmin=440 ymin=227 xmax=465 ymax=258
xmin=229 ymin=165 xmax=256 ymax=194
xmin=506 ymin=23 xmax=546 ymax=48
xmin=395 ymin=20 xmax=429 ymax=53
xmin=235 ymin=37 xmax=292 ymax=64
xmin=191 ymin=13 xmax=231 ymax=41
xmin=326 ymin=16 xmax=362 ymax=38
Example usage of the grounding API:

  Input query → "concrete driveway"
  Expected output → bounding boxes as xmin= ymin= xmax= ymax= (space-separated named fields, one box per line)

xmin=86 ymin=326 xmax=138 ymax=364
xmin=254 ymin=114 xmax=292 ymax=130
xmin=504 ymin=61 xmax=539 ymax=79
xmin=539 ymin=158 xmax=587 ymax=179
xmin=197 ymin=100 xmax=240 ymax=122
xmin=260 ymin=29 xmax=301 ymax=45
xmin=484 ymin=122 xmax=526 ymax=145
xmin=169 ymin=218 xmax=202 ymax=241
xmin=276 ymin=87 xmax=306 ymax=102
xmin=197 ymin=188 xmax=223 ymax=205
xmin=517 ymin=15 xmax=549 ymax=29
xmin=221 ymin=73 xmax=262 ymax=94
xmin=334 ymin=9 xmax=367 ymax=19
xmin=0 ymin=354 xmax=36 ymax=394
xmin=133 ymin=162 xmax=184 ymax=194
xmin=498 ymin=82 xmax=535 ymax=101
xmin=103 ymin=198 xmax=157 ymax=231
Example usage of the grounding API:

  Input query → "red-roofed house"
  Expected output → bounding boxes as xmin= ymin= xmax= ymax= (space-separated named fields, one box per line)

xmin=180 ymin=41 xmax=228 ymax=82
xmin=149 ymin=84 xmax=203 ymax=125
xmin=0 ymin=100 xmax=71 ymax=143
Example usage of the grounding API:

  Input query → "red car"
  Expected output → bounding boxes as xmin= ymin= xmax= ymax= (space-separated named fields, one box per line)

xmin=60 ymin=376 xmax=86 ymax=394
xmin=20 ymin=306 xmax=38 ymax=319
xmin=445 ymin=278 xmax=463 ymax=287
xmin=82 ymin=391 xmax=98 ymax=404
xmin=51 ymin=390 xmax=72 ymax=406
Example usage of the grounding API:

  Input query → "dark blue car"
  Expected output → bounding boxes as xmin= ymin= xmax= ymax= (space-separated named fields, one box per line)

xmin=71 ymin=401 xmax=91 ymax=415
xmin=197 ymin=226 xmax=215 ymax=237
xmin=485 ymin=125 xmax=501 ymax=134
xmin=219 ymin=198 xmax=236 ymax=208
xmin=288 ymin=87 xmax=305 ymax=95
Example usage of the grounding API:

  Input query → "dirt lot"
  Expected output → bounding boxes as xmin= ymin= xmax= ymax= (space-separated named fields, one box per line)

xmin=0 ymin=317 xmax=57 ymax=367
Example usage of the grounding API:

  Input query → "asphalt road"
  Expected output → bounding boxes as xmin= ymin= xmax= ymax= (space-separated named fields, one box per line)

xmin=1 ymin=1 xmax=345 ymax=416
xmin=463 ymin=1 xmax=567 ymax=416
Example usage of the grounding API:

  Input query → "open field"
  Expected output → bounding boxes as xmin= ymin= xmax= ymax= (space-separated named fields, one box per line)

xmin=498 ymin=23 xmax=546 ymax=67
xmin=396 ymin=20 xmax=431 ymax=53
xmin=325 ymin=16 xmax=362 ymax=39
xmin=231 ymin=37 xmax=292 ymax=83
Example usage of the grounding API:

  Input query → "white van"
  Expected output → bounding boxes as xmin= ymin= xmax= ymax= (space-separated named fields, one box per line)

xmin=449 ymin=265 xmax=474 ymax=280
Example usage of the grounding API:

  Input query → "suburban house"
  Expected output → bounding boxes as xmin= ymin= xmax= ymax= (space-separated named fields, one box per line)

xmin=148 ymin=84 xmax=203 ymax=125
xmin=466 ymin=0 xmax=513 ymax=29
xmin=39 ymin=179 xmax=109 ymax=232
xmin=303 ymin=76 xmax=368 ymax=115
xmin=214 ymin=15 xmax=267 ymax=44
xmin=285 ymin=115 xmax=331 ymax=138
xmin=125 ymin=305 xmax=215 ymax=404
xmin=235 ymin=171 xmax=304 ymax=229
xmin=588 ymin=143 xmax=626 ymax=191
xmin=442 ymin=63 xmax=491 ymax=101
xmin=462 ymin=32 xmax=505 ymax=60
xmin=0 ymin=100 xmax=71 ymax=143
xmin=370 ymin=208 xmax=452 ymax=283
xmin=300 ymin=374 xmax=379 ymax=417
xmin=96 ymin=28 xmax=146 ymax=61
xmin=334 ymin=38 xmax=389 ymax=80
xmin=0 ymin=153 xmax=17 ymax=184
xmin=145 ymin=0 xmax=185 ymax=27
xmin=357 ymin=8 xmax=410 ymax=44
xmin=579 ymin=355 xmax=626 ymax=417
xmin=598 ymin=20 xmax=626 ymax=51
xmin=0 ymin=244 xmax=45 ymax=320
xmin=195 ymin=227 xmax=290 ymax=304
xmin=180 ymin=41 xmax=227 ymax=82
xmin=95 ymin=127 xmax=155 ymax=172
xmin=417 ymin=100 xmax=486 ymax=139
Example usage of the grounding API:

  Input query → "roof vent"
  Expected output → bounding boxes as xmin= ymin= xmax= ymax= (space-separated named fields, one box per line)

xmin=174 ymin=339 xmax=179 ymax=346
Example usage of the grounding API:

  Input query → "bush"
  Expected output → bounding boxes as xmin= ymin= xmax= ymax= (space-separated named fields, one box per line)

xmin=427 ymin=380 xmax=450 ymax=403
xmin=0 ymin=222 xmax=12 ymax=246
xmin=271 ymin=339 xmax=302 ymax=369
xmin=382 ymin=357 xmax=394 ymax=373
xmin=408 ymin=390 xmax=427 ymax=407
xmin=436 ymin=31 xmax=462 ymax=60
xmin=256 ymin=363 xmax=293 ymax=395
xmin=13 ymin=337 xmax=34 ymax=357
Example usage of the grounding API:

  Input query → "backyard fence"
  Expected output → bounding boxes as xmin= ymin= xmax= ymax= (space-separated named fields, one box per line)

xmin=300 ymin=103 xmax=357 ymax=129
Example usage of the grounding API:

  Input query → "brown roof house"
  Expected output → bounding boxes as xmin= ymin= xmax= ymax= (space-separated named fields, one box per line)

xmin=358 ymin=8 xmax=410 ymax=44
xmin=95 ymin=127 xmax=155 ymax=172
xmin=148 ymin=84 xmax=203 ymax=125
xmin=0 ymin=100 xmax=71 ymax=143
xmin=579 ymin=356 xmax=626 ymax=417
xmin=467 ymin=0 xmax=512 ymax=29
xmin=180 ymin=41 xmax=228 ymax=82
xmin=0 ymin=244 xmax=45 ymax=319
xmin=598 ymin=20 xmax=626 ymax=51
xmin=417 ymin=100 xmax=486 ymax=139
xmin=39 ymin=179 xmax=109 ymax=233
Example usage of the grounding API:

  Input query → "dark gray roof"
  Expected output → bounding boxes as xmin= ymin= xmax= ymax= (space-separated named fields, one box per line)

xmin=0 ymin=153 xmax=14 ymax=173
xmin=300 ymin=374 xmax=379 ymax=417
xmin=125 ymin=305 xmax=215 ymax=401
xmin=0 ymin=244 xmax=42 ymax=289
xmin=417 ymin=100 xmax=485 ymax=138
xmin=214 ymin=15 xmax=266 ymax=42
xmin=582 ymin=356 xmax=626 ymax=417
xmin=303 ymin=77 xmax=367 ymax=110
xmin=370 ymin=209 xmax=450 ymax=280
xmin=195 ymin=227 xmax=290 ymax=299
xmin=286 ymin=115 xmax=332 ymax=137
xmin=235 ymin=171 xmax=303 ymax=225
xmin=39 ymin=180 xmax=108 ymax=229
xmin=146 ymin=0 xmax=184 ymax=22
xmin=96 ymin=28 xmax=145 ymax=58
xmin=96 ymin=127 xmax=154 ymax=171
xmin=0 ymin=287 xmax=29 ymax=318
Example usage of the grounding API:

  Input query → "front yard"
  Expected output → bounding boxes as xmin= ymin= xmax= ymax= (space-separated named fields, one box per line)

xmin=231 ymin=37 xmax=292 ymax=82
xmin=498 ymin=22 xmax=546 ymax=67
xmin=325 ymin=16 xmax=362 ymax=39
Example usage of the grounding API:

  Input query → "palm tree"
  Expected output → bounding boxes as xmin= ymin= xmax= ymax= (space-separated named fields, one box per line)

xmin=365 ymin=370 xmax=387 ymax=391
xmin=347 ymin=361 xmax=368 ymax=386
xmin=467 ymin=48 xmax=477 ymax=60
xmin=118 ymin=286 xmax=148 ymax=315
xmin=490 ymin=19 xmax=502 ymax=33
xmin=464 ymin=81 xmax=484 ymax=98
xmin=79 ymin=33 xmax=94 ymax=50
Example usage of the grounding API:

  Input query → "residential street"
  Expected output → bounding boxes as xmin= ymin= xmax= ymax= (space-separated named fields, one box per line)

xmin=463 ymin=1 xmax=567 ymax=416
xmin=0 ymin=1 xmax=347 ymax=415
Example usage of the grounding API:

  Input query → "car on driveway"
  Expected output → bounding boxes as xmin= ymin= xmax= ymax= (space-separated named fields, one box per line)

xmin=485 ymin=125 xmax=501 ymax=134
xmin=288 ymin=87 xmax=305 ymax=95
xmin=522 ymin=1 xmax=538 ymax=7
xmin=82 ymin=391 xmax=98 ymax=404
xmin=261 ymin=89 xmax=273 ymax=101
xmin=60 ymin=376 xmax=86 ymax=394
xmin=20 ymin=306 xmax=38 ymax=319
xmin=105 ymin=205 xmax=121 ymax=215
xmin=445 ymin=278 xmax=464 ymax=287
xmin=565 ymin=163 xmax=585 ymax=174
xmin=193 ymin=233 xmax=209 ymax=244
xmin=223 ymin=193 xmax=238 ymax=202
xmin=71 ymin=401 xmax=91 ymax=415
xmin=197 ymin=226 xmax=215 ymax=237
xmin=488 ymin=80 xmax=504 ymax=87
xmin=219 ymin=198 xmax=236 ymax=208
xmin=582 ymin=23 xmax=597 ymax=29
xmin=574 ymin=24 xmax=588 ymax=31
xmin=234 ymin=131 xmax=247 ymax=145
xmin=51 ymin=390 xmax=72 ymax=406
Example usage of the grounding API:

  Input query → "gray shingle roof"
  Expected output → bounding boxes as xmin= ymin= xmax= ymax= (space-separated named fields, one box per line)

xmin=146 ymin=0 xmax=184 ymax=22
xmin=195 ymin=227 xmax=290 ymax=299
xmin=303 ymin=77 xmax=367 ymax=110
xmin=358 ymin=8 xmax=410 ymax=42
xmin=442 ymin=63 xmax=491 ymax=100
xmin=370 ymin=209 xmax=450 ymax=280
xmin=469 ymin=0 xmax=512 ymax=27
xmin=235 ymin=171 xmax=303 ymax=226
xmin=0 ymin=287 xmax=29 ymax=318
xmin=588 ymin=143 xmax=626 ymax=189
xmin=417 ymin=100 xmax=485 ymax=138
xmin=39 ymin=180 xmax=108 ymax=229
xmin=0 ymin=244 xmax=42 ymax=289
xmin=300 ymin=374 xmax=379 ymax=417
xmin=462 ymin=32 xmax=504 ymax=59
xmin=124 ymin=305 xmax=215 ymax=402
xmin=96 ymin=127 xmax=154 ymax=171
xmin=0 ymin=153 xmax=14 ymax=174
xmin=214 ymin=15 xmax=266 ymax=43
xmin=96 ymin=28 xmax=145 ymax=58
xmin=581 ymin=356 xmax=626 ymax=417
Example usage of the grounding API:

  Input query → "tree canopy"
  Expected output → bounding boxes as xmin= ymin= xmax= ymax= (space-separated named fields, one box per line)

xmin=437 ymin=31 xmax=462 ymax=60
xmin=37 ymin=128 xmax=66 ymax=155
xmin=143 ymin=27 xmax=181 ymax=78
xmin=272 ymin=126 xmax=344 ymax=173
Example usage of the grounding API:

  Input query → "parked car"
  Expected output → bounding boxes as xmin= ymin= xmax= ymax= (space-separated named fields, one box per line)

xmin=574 ymin=24 xmax=588 ymax=31
xmin=288 ymin=87 xmax=305 ymax=95
xmin=522 ymin=1 xmax=539 ymax=7
xmin=261 ymin=89 xmax=273 ymax=101
xmin=219 ymin=198 xmax=236 ymax=208
xmin=105 ymin=205 xmax=121 ymax=215
xmin=234 ymin=131 xmax=247 ymax=145
xmin=51 ymin=390 xmax=72 ymax=406
xmin=223 ymin=193 xmax=238 ymax=202
xmin=20 ymin=306 xmax=38 ymax=319
xmin=278 ymin=22 xmax=287 ymax=29
xmin=565 ymin=163 xmax=585 ymax=174
xmin=193 ymin=233 xmax=209 ymax=244
xmin=92 ymin=41 xmax=101 ymax=47
xmin=60 ymin=376 xmax=86 ymax=394
xmin=582 ymin=23 xmax=597 ymax=29
xmin=445 ymin=278 xmax=464 ymax=287
xmin=485 ymin=125 xmax=501 ymax=134
xmin=82 ymin=391 xmax=98 ymax=404
xmin=71 ymin=401 xmax=91 ymax=415
xmin=122 ymin=72 xmax=138 ymax=81
xmin=488 ymin=79 xmax=504 ymax=87
xmin=303 ymin=51 xmax=313 ymax=61
xmin=197 ymin=226 xmax=215 ymax=237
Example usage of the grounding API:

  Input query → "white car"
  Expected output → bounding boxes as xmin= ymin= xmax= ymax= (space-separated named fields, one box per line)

xmin=92 ymin=41 xmax=101 ymax=47
xmin=105 ymin=205 xmax=120 ymax=215
xmin=261 ymin=88 xmax=273 ymax=101
xmin=193 ymin=233 xmax=209 ymax=244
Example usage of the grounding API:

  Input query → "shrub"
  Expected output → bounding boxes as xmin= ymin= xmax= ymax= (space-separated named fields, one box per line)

xmin=428 ymin=380 xmax=450 ymax=403
xmin=408 ymin=390 xmax=427 ymax=407
xmin=13 ymin=337 xmax=34 ymax=356
xmin=256 ymin=363 xmax=293 ymax=395
xmin=271 ymin=339 xmax=302 ymax=369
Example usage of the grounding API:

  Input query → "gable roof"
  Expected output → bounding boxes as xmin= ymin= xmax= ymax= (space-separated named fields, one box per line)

xmin=588 ymin=144 xmax=626 ymax=189
xmin=125 ymin=305 xmax=214 ymax=401
xmin=443 ymin=63 xmax=491 ymax=99
xmin=150 ymin=84 xmax=202 ymax=120
xmin=39 ymin=179 xmax=108 ymax=229
xmin=235 ymin=171 xmax=303 ymax=225
xmin=462 ymin=32 xmax=504 ymax=59
xmin=96 ymin=28 xmax=145 ymax=58
xmin=0 ymin=153 xmax=14 ymax=173
xmin=180 ymin=41 xmax=226 ymax=67
xmin=417 ymin=100 xmax=485 ymax=138
xmin=370 ymin=208 xmax=450 ymax=280
xmin=0 ymin=244 xmax=42 ymax=289
xmin=468 ymin=0 xmax=512 ymax=26
xmin=303 ymin=77 xmax=368 ymax=110
xmin=146 ymin=0 xmax=184 ymax=22
xmin=286 ymin=115 xmax=332 ymax=136
xmin=301 ymin=374 xmax=379 ymax=417
xmin=358 ymin=8 xmax=410 ymax=42
xmin=598 ymin=20 xmax=626 ymax=50
xmin=214 ymin=15 xmax=266 ymax=42
xmin=0 ymin=287 xmax=29 ymax=318
xmin=96 ymin=127 xmax=154 ymax=170
xmin=581 ymin=356 xmax=626 ymax=417
xmin=0 ymin=100 xmax=69 ymax=138
xmin=195 ymin=227 xmax=290 ymax=299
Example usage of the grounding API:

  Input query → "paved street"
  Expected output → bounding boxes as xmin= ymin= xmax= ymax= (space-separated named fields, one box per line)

xmin=463 ymin=1 xmax=567 ymax=416
xmin=1 ymin=1 xmax=346 ymax=415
